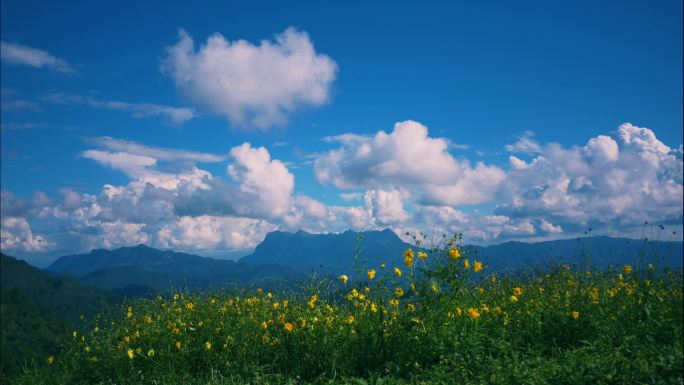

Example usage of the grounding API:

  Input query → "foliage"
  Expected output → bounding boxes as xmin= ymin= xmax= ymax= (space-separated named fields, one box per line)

xmin=0 ymin=254 xmax=121 ymax=382
xmin=10 ymin=238 xmax=684 ymax=385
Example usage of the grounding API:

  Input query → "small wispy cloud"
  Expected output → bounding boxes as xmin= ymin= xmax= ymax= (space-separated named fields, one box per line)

xmin=88 ymin=136 xmax=228 ymax=163
xmin=44 ymin=92 xmax=196 ymax=125
xmin=339 ymin=192 xmax=362 ymax=201
xmin=0 ymin=122 xmax=50 ymax=130
xmin=0 ymin=100 xmax=42 ymax=112
xmin=504 ymin=130 xmax=541 ymax=154
xmin=450 ymin=143 xmax=470 ymax=150
xmin=1 ymin=41 xmax=75 ymax=74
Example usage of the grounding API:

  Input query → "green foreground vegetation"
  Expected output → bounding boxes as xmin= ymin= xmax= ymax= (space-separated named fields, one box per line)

xmin=10 ymin=238 xmax=684 ymax=385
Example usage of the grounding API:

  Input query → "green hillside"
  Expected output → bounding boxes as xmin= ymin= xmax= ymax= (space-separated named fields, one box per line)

xmin=0 ymin=254 xmax=121 ymax=381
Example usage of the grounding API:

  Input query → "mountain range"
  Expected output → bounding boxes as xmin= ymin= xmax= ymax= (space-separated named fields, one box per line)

xmin=2 ymin=230 xmax=681 ymax=378
xmin=42 ymin=229 xmax=683 ymax=295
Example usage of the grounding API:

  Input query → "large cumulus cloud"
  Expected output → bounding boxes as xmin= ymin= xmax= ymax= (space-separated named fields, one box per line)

xmin=498 ymin=123 xmax=683 ymax=234
xmin=314 ymin=120 xmax=506 ymax=205
xmin=2 ymin=122 xmax=681 ymax=264
xmin=162 ymin=28 xmax=337 ymax=129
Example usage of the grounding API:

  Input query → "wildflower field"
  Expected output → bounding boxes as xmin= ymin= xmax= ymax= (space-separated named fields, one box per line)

xmin=17 ymin=238 xmax=683 ymax=385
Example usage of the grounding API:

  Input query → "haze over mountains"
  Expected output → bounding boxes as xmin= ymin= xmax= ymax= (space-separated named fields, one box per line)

xmin=39 ymin=229 xmax=683 ymax=295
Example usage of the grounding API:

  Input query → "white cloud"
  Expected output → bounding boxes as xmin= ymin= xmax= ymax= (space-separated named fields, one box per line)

xmin=1 ymin=41 xmax=75 ymax=74
xmin=161 ymin=27 xmax=337 ymax=129
xmin=539 ymin=218 xmax=563 ymax=234
xmin=339 ymin=192 xmax=362 ymax=201
xmin=497 ymin=123 xmax=683 ymax=232
xmin=364 ymin=189 xmax=410 ymax=224
xmin=1 ymin=100 xmax=42 ymax=112
xmin=44 ymin=92 xmax=195 ymax=125
xmin=82 ymin=150 xmax=157 ymax=177
xmin=156 ymin=215 xmax=276 ymax=251
xmin=96 ymin=221 xmax=150 ymax=250
xmin=505 ymin=130 xmax=541 ymax=154
xmin=314 ymin=120 xmax=506 ymax=205
xmin=228 ymin=143 xmax=295 ymax=218
xmin=89 ymin=137 xmax=227 ymax=163
xmin=1 ymin=216 xmax=53 ymax=251
xmin=6 ymin=123 xmax=682 ymax=261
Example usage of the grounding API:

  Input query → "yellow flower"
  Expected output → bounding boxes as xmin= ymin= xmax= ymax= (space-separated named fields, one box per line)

xmin=126 ymin=307 xmax=132 ymax=318
xmin=47 ymin=356 xmax=54 ymax=365
xmin=464 ymin=259 xmax=470 ymax=269
xmin=344 ymin=315 xmax=355 ymax=324
xmin=261 ymin=321 xmax=268 ymax=330
xmin=468 ymin=307 xmax=480 ymax=319
xmin=284 ymin=322 xmax=294 ymax=332
xmin=403 ymin=248 xmax=415 ymax=267
xmin=256 ymin=288 xmax=263 ymax=295
xmin=395 ymin=287 xmax=405 ymax=297
xmin=493 ymin=306 xmax=502 ymax=315
xmin=307 ymin=295 xmax=318 ymax=308
xmin=571 ymin=310 xmax=580 ymax=319
xmin=389 ymin=299 xmax=399 ymax=307
xmin=175 ymin=341 xmax=182 ymax=349
xmin=394 ymin=267 xmax=402 ymax=277
xmin=185 ymin=302 xmax=194 ymax=310
xmin=456 ymin=307 xmax=462 ymax=316
xmin=473 ymin=261 xmax=483 ymax=272
xmin=205 ymin=341 xmax=212 ymax=350
xmin=512 ymin=287 xmax=523 ymax=296
xmin=367 ymin=269 xmax=376 ymax=280
xmin=407 ymin=304 xmax=416 ymax=312
xmin=510 ymin=295 xmax=519 ymax=303
xmin=127 ymin=349 xmax=134 ymax=360
xmin=338 ymin=274 xmax=349 ymax=284
xmin=370 ymin=303 xmax=378 ymax=313
xmin=84 ymin=346 xmax=90 ymax=353
xmin=72 ymin=331 xmax=78 ymax=338
xmin=147 ymin=349 xmax=155 ymax=357
xmin=417 ymin=251 xmax=428 ymax=260
xmin=380 ymin=263 xmax=386 ymax=269
xmin=623 ymin=265 xmax=633 ymax=274
xmin=448 ymin=247 xmax=461 ymax=259
xmin=145 ymin=315 xmax=153 ymax=324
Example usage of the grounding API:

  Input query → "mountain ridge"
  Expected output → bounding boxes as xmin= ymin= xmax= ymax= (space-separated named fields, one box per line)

xmin=42 ymin=230 xmax=683 ymax=294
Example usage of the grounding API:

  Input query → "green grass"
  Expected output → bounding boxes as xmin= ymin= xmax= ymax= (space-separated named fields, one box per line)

xmin=14 ymin=240 xmax=683 ymax=385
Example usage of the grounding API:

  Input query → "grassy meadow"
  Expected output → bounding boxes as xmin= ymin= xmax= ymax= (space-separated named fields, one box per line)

xmin=14 ymin=237 xmax=683 ymax=385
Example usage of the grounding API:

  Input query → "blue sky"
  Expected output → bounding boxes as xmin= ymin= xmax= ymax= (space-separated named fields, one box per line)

xmin=1 ymin=0 xmax=682 ymax=265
